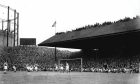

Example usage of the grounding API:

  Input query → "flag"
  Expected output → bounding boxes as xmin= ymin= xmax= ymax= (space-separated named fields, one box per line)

xmin=52 ymin=21 xmax=56 ymax=27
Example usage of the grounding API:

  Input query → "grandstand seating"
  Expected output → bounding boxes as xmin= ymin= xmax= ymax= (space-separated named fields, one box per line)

xmin=0 ymin=46 xmax=139 ymax=73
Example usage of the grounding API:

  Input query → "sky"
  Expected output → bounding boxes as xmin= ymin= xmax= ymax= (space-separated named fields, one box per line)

xmin=0 ymin=0 xmax=140 ymax=50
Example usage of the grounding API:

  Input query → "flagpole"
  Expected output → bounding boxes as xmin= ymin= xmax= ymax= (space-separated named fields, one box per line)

xmin=52 ymin=21 xmax=57 ymax=62
xmin=55 ymin=25 xmax=57 ymax=62
xmin=53 ymin=21 xmax=57 ymax=62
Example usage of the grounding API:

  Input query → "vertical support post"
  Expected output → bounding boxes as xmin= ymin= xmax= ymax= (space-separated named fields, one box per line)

xmin=14 ymin=10 xmax=16 ymax=46
xmin=17 ymin=13 xmax=19 ymax=46
xmin=55 ymin=47 xmax=57 ymax=61
xmin=2 ymin=20 xmax=4 ymax=46
xmin=2 ymin=20 xmax=4 ymax=30
xmin=81 ymin=58 xmax=83 ymax=72
xmin=58 ymin=59 xmax=60 ymax=69
xmin=7 ymin=6 xmax=10 ymax=47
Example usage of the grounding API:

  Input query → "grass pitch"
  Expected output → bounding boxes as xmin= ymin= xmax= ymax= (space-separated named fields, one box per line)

xmin=0 ymin=71 xmax=140 ymax=84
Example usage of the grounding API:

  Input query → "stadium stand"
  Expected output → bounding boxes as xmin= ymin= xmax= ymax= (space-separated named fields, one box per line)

xmin=0 ymin=16 xmax=140 ymax=73
xmin=0 ymin=46 xmax=139 ymax=73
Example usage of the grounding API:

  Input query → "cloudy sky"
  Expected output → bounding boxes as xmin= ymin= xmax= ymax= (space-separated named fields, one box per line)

xmin=0 ymin=0 xmax=140 ymax=45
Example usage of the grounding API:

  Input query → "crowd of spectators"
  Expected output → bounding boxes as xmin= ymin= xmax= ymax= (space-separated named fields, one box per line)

xmin=0 ymin=46 xmax=140 ymax=73
xmin=81 ymin=58 xmax=139 ymax=73
xmin=0 ymin=46 xmax=72 ymax=71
